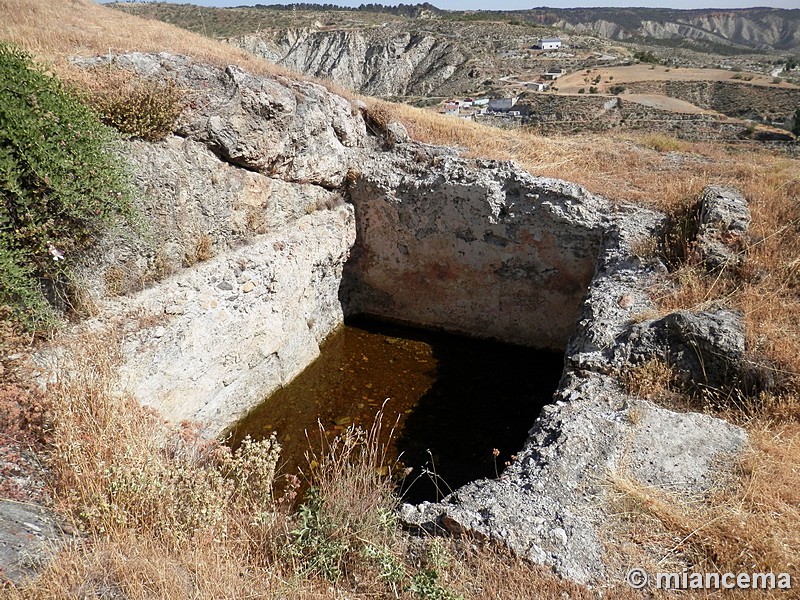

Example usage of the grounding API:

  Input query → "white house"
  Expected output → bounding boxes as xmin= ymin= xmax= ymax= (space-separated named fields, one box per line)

xmin=472 ymin=98 xmax=490 ymax=106
xmin=488 ymin=97 xmax=518 ymax=112
xmin=527 ymin=81 xmax=551 ymax=92
xmin=443 ymin=101 xmax=460 ymax=115
xmin=537 ymin=38 xmax=562 ymax=50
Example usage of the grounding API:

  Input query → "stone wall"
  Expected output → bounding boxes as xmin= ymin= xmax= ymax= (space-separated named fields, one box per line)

xmin=343 ymin=148 xmax=611 ymax=349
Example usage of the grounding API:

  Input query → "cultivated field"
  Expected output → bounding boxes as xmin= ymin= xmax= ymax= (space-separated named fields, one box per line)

xmin=555 ymin=63 xmax=798 ymax=94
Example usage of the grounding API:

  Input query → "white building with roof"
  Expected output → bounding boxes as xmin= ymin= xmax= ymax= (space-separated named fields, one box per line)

xmin=537 ymin=38 xmax=562 ymax=50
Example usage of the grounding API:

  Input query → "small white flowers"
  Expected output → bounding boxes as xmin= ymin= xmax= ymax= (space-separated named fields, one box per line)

xmin=47 ymin=242 xmax=65 ymax=261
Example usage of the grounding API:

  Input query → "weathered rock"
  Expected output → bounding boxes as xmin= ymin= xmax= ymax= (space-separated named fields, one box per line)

xmin=401 ymin=208 xmax=749 ymax=584
xmin=384 ymin=121 xmax=410 ymax=148
xmin=626 ymin=401 xmax=747 ymax=491
xmin=73 ymin=52 xmax=370 ymax=188
xmin=343 ymin=148 xmax=613 ymax=349
xmin=0 ymin=500 xmax=77 ymax=585
xmin=74 ymin=134 xmax=350 ymax=302
xmin=98 ymin=206 xmax=355 ymax=436
xmin=696 ymin=184 xmax=751 ymax=272
xmin=616 ymin=308 xmax=746 ymax=388
xmin=402 ymin=375 xmax=747 ymax=582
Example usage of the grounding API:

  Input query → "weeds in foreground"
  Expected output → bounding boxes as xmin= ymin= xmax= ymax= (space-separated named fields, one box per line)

xmin=2 ymin=331 xmax=648 ymax=599
xmin=66 ymin=65 xmax=185 ymax=142
xmin=610 ymin=420 xmax=800 ymax=593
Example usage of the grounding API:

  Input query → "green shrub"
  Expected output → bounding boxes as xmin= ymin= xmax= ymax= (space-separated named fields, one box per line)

xmin=74 ymin=66 xmax=184 ymax=141
xmin=633 ymin=50 xmax=659 ymax=64
xmin=609 ymin=84 xmax=627 ymax=95
xmin=0 ymin=43 xmax=133 ymax=329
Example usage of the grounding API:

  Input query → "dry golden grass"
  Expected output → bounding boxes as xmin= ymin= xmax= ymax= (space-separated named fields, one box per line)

xmin=0 ymin=0 xmax=293 ymax=78
xmin=4 ymin=334 xmax=630 ymax=599
xmin=610 ymin=420 xmax=800 ymax=599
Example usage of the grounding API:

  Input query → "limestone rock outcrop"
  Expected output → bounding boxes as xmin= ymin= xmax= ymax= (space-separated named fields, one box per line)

xmin=69 ymin=53 xmax=368 ymax=435
xmin=343 ymin=147 xmax=612 ymax=349
xmin=105 ymin=206 xmax=354 ymax=435
xmin=696 ymin=184 xmax=751 ymax=272
xmin=400 ymin=204 xmax=749 ymax=584
xmin=74 ymin=52 xmax=368 ymax=188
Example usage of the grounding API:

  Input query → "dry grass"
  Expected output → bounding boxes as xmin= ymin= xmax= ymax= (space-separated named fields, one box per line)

xmin=64 ymin=64 xmax=186 ymax=141
xmin=610 ymin=420 xmax=800 ymax=599
xmin=0 ymin=0 xmax=294 ymax=79
xmin=620 ymin=358 xmax=684 ymax=408
xmin=638 ymin=133 xmax=690 ymax=153
xmin=1 ymin=332 xmax=633 ymax=599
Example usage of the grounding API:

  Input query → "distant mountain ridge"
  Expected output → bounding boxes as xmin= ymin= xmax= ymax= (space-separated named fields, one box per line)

xmin=496 ymin=7 xmax=800 ymax=52
xmin=110 ymin=3 xmax=800 ymax=52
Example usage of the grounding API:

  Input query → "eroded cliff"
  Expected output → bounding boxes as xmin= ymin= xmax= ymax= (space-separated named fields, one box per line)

xmin=234 ymin=28 xmax=476 ymax=97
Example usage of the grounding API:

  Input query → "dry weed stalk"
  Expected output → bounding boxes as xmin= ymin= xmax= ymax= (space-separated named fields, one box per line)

xmin=5 ymin=331 xmax=296 ymax=597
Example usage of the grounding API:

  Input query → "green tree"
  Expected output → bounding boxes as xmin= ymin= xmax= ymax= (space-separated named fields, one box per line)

xmin=792 ymin=108 xmax=800 ymax=137
xmin=0 ymin=43 xmax=133 ymax=329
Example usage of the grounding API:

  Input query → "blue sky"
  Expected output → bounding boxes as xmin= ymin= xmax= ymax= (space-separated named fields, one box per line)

xmin=99 ymin=1 xmax=800 ymax=9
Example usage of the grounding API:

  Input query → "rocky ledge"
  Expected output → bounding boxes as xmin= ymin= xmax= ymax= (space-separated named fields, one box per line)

xmin=400 ymin=193 xmax=750 ymax=583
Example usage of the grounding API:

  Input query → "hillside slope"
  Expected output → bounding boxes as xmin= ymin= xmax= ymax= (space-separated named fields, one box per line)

xmin=514 ymin=7 xmax=800 ymax=52
xmin=236 ymin=27 xmax=475 ymax=97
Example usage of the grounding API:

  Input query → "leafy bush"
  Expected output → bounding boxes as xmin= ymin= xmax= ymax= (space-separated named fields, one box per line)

xmin=609 ymin=84 xmax=627 ymax=95
xmin=72 ymin=65 xmax=184 ymax=141
xmin=0 ymin=43 xmax=133 ymax=329
xmin=633 ymin=50 xmax=659 ymax=64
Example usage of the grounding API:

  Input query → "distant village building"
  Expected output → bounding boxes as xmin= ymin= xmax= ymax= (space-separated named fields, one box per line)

xmin=443 ymin=101 xmax=460 ymax=115
xmin=542 ymin=68 xmax=566 ymax=80
xmin=472 ymin=98 xmax=490 ymax=106
xmin=488 ymin=97 xmax=518 ymax=112
xmin=536 ymin=38 xmax=562 ymax=50
xmin=526 ymin=81 xmax=551 ymax=92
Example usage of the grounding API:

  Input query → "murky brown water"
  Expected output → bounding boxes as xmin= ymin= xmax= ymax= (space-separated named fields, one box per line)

xmin=228 ymin=317 xmax=563 ymax=503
